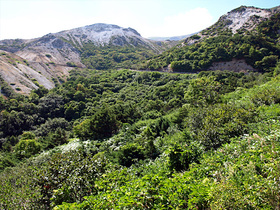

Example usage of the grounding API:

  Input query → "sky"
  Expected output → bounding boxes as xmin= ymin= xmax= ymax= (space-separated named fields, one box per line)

xmin=0 ymin=0 xmax=279 ymax=40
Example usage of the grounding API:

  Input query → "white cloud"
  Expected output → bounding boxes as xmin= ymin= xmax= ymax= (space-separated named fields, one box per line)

xmin=143 ymin=7 xmax=214 ymax=37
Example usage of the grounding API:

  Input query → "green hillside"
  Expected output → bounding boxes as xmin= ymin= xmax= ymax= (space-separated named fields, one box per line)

xmin=1 ymin=66 xmax=280 ymax=208
xmin=144 ymin=13 xmax=280 ymax=73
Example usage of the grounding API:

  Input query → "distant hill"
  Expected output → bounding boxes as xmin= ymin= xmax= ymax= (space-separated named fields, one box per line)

xmin=148 ymin=34 xmax=195 ymax=41
xmin=0 ymin=23 xmax=176 ymax=94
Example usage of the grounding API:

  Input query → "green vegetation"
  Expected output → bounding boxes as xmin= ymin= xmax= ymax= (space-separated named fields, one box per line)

xmin=81 ymin=43 xmax=155 ymax=70
xmin=0 ymin=66 xmax=280 ymax=209
xmin=66 ymin=62 xmax=77 ymax=67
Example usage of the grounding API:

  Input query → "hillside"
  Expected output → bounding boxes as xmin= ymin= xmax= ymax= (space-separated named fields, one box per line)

xmin=1 ymin=67 xmax=280 ymax=208
xmin=145 ymin=6 xmax=280 ymax=72
xmin=0 ymin=23 xmax=176 ymax=94
xmin=185 ymin=6 xmax=280 ymax=45
xmin=0 ymin=50 xmax=73 ymax=95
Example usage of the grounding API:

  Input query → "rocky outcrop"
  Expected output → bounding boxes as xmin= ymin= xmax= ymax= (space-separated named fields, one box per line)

xmin=219 ymin=6 xmax=271 ymax=33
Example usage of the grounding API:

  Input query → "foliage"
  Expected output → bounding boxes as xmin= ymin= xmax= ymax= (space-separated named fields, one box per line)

xmin=188 ymin=103 xmax=257 ymax=149
xmin=14 ymin=139 xmax=41 ymax=159
xmin=34 ymin=149 xmax=107 ymax=207
xmin=117 ymin=143 xmax=145 ymax=167
xmin=185 ymin=76 xmax=221 ymax=106
xmin=168 ymin=140 xmax=203 ymax=172
xmin=0 ymin=165 xmax=43 ymax=209
xmin=66 ymin=61 xmax=77 ymax=67
xmin=74 ymin=106 xmax=119 ymax=140
xmin=56 ymin=120 xmax=280 ymax=209
xmin=81 ymin=44 xmax=155 ymax=70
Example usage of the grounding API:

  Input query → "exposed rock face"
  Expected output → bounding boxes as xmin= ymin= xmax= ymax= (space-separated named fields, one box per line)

xmin=208 ymin=59 xmax=256 ymax=72
xmin=218 ymin=6 xmax=273 ymax=33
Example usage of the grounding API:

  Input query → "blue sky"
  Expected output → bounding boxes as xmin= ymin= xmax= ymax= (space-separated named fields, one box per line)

xmin=0 ymin=0 xmax=279 ymax=39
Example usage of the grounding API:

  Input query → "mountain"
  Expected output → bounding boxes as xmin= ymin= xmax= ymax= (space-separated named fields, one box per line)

xmin=1 ymin=23 xmax=169 ymax=66
xmin=148 ymin=34 xmax=194 ymax=41
xmin=0 ymin=23 xmax=176 ymax=94
xmin=146 ymin=5 xmax=280 ymax=72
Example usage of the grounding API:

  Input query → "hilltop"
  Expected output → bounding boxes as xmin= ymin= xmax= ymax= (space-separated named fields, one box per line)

xmin=185 ymin=5 xmax=280 ymax=45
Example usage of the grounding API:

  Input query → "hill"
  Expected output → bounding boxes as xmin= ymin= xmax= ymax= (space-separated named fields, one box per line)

xmin=145 ymin=6 xmax=280 ymax=73
xmin=1 ymin=6 xmax=280 ymax=94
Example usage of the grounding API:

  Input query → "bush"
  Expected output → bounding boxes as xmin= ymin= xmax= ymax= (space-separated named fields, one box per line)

xmin=34 ymin=150 xmax=107 ymax=207
xmin=74 ymin=106 xmax=119 ymax=140
xmin=189 ymin=104 xmax=257 ymax=149
xmin=14 ymin=139 xmax=41 ymax=159
xmin=168 ymin=141 xmax=202 ymax=172
xmin=66 ymin=62 xmax=77 ymax=67
xmin=117 ymin=143 xmax=145 ymax=167
xmin=190 ymin=34 xmax=201 ymax=40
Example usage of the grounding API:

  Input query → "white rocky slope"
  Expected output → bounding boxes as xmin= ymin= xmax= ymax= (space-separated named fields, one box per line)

xmin=57 ymin=23 xmax=156 ymax=47
xmin=0 ymin=50 xmax=55 ymax=94
xmin=0 ymin=23 xmax=164 ymax=67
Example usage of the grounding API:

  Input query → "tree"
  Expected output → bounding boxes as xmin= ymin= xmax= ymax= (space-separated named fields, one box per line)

xmin=171 ymin=60 xmax=193 ymax=72
xmin=21 ymin=131 xmax=36 ymax=140
xmin=273 ymin=61 xmax=280 ymax=77
xmin=117 ymin=143 xmax=145 ymax=167
xmin=185 ymin=76 xmax=221 ymax=107
xmin=255 ymin=55 xmax=278 ymax=72
xmin=14 ymin=139 xmax=41 ymax=159
xmin=74 ymin=106 xmax=119 ymax=140
xmin=38 ymin=94 xmax=65 ymax=119
xmin=44 ymin=128 xmax=68 ymax=149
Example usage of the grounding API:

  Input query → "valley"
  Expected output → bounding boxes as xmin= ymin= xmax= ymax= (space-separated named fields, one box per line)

xmin=0 ymin=5 xmax=280 ymax=209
